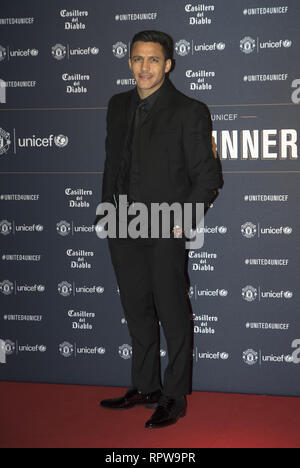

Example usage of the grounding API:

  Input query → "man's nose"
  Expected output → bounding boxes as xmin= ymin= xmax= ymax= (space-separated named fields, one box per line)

xmin=141 ymin=60 xmax=151 ymax=72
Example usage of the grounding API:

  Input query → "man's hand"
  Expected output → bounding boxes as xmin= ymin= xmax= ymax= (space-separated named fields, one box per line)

xmin=172 ymin=225 xmax=183 ymax=238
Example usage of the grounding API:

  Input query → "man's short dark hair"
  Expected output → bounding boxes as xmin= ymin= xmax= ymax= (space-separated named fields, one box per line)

xmin=130 ymin=30 xmax=174 ymax=61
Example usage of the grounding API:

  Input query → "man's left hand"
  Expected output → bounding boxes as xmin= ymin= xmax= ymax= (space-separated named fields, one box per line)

xmin=172 ymin=225 xmax=184 ymax=238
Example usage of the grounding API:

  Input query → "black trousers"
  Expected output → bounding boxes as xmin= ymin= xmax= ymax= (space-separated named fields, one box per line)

xmin=107 ymin=233 xmax=194 ymax=398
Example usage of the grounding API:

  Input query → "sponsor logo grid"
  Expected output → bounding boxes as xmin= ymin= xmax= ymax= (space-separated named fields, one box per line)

xmin=0 ymin=1 xmax=299 ymax=396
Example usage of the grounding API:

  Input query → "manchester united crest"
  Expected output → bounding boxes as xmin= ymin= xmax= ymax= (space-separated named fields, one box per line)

xmin=0 ymin=127 xmax=11 ymax=156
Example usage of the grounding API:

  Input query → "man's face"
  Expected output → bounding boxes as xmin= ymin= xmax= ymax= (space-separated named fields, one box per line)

xmin=129 ymin=41 xmax=172 ymax=97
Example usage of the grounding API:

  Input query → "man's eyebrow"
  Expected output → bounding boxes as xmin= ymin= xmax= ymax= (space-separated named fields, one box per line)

xmin=131 ymin=55 xmax=161 ymax=59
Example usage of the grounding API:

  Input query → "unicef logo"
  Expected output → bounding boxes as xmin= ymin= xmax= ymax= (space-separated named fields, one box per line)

xmin=216 ymin=42 xmax=226 ymax=51
xmin=285 ymin=355 xmax=293 ymax=363
xmin=243 ymin=349 xmax=259 ymax=366
xmin=30 ymin=49 xmax=39 ymax=57
xmin=0 ymin=280 xmax=14 ymax=296
xmin=0 ymin=127 xmax=11 ymax=156
xmin=218 ymin=226 xmax=227 ymax=234
xmin=241 ymin=222 xmax=257 ymax=239
xmin=175 ymin=39 xmax=191 ymax=56
xmin=0 ymin=45 xmax=7 ymax=62
xmin=220 ymin=352 xmax=229 ymax=360
xmin=58 ymin=281 xmax=73 ymax=297
xmin=240 ymin=36 xmax=256 ymax=54
xmin=284 ymin=291 xmax=293 ymax=299
xmin=35 ymin=224 xmax=44 ymax=232
xmin=52 ymin=44 xmax=67 ymax=60
xmin=90 ymin=47 xmax=100 ymax=55
xmin=283 ymin=40 xmax=292 ymax=48
xmin=219 ymin=289 xmax=228 ymax=297
xmin=118 ymin=344 xmax=132 ymax=360
xmin=56 ymin=220 xmax=71 ymax=236
xmin=59 ymin=342 xmax=74 ymax=358
xmin=112 ymin=42 xmax=128 ymax=59
xmin=54 ymin=135 xmax=69 ymax=148
xmin=242 ymin=285 xmax=258 ymax=302
xmin=0 ymin=220 xmax=12 ymax=236
xmin=188 ymin=286 xmax=194 ymax=299
xmin=95 ymin=223 xmax=105 ymax=234
xmin=283 ymin=227 xmax=292 ymax=235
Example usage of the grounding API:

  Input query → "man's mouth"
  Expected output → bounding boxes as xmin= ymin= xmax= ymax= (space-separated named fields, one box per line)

xmin=139 ymin=75 xmax=153 ymax=80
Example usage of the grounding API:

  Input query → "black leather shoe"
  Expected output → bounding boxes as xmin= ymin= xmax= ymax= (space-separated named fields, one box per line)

xmin=100 ymin=387 xmax=162 ymax=410
xmin=145 ymin=394 xmax=187 ymax=428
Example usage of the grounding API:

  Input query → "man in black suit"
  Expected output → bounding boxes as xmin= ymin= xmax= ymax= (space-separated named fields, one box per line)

xmin=97 ymin=31 xmax=219 ymax=428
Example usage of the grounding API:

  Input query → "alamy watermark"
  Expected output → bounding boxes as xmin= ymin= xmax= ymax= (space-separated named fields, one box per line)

xmin=95 ymin=195 xmax=205 ymax=249
xmin=291 ymin=78 xmax=300 ymax=104
xmin=291 ymin=339 xmax=300 ymax=364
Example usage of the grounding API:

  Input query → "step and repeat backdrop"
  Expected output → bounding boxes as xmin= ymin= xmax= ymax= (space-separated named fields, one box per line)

xmin=1 ymin=0 xmax=300 ymax=396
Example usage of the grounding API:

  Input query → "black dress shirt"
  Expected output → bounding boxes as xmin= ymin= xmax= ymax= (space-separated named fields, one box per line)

xmin=115 ymin=79 xmax=167 ymax=204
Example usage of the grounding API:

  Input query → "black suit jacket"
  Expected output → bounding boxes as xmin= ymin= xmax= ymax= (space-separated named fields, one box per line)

xmin=97 ymin=78 xmax=220 ymax=230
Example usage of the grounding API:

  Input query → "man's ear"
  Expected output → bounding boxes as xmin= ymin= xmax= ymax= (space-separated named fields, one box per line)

xmin=165 ymin=59 xmax=172 ymax=74
xmin=128 ymin=58 xmax=132 ymax=71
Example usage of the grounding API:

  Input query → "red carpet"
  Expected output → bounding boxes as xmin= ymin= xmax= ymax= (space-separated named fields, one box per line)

xmin=0 ymin=382 xmax=299 ymax=448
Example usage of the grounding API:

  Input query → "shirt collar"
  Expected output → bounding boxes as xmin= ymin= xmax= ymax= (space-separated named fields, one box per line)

xmin=134 ymin=78 xmax=167 ymax=109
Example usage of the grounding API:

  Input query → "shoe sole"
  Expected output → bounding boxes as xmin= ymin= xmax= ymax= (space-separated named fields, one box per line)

xmin=145 ymin=407 xmax=186 ymax=429
xmin=100 ymin=402 xmax=158 ymax=410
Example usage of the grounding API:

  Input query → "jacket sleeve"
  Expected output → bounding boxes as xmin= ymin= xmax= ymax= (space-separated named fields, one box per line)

xmin=182 ymin=101 xmax=219 ymax=229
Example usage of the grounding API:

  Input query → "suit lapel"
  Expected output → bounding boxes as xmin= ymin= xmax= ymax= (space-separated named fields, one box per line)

xmin=123 ymin=90 xmax=137 ymax=150
xmin=140 ymin=79 xmax=175 ymax=129
xmin=121 ymin=78 xmax=176 ymax=151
